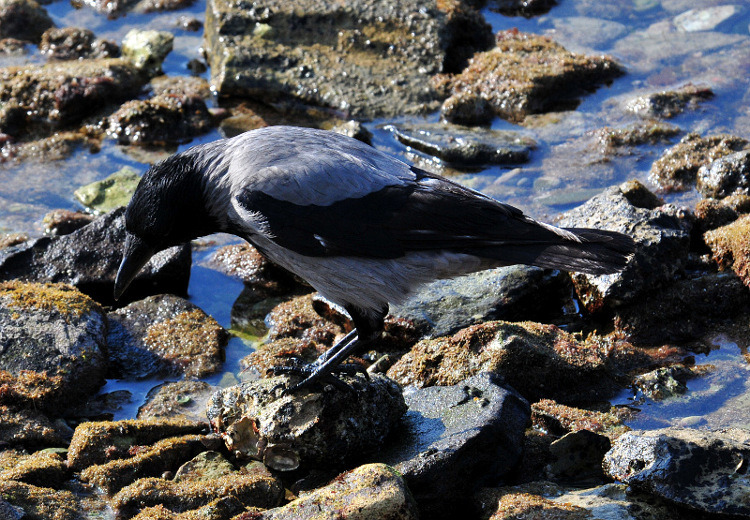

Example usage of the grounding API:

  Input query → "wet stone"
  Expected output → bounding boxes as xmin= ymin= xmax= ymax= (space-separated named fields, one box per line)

xmin=0 ymin=37 xmax=26 ymax=54
xmin=121 ymin=29 xmax=173 ymax=76
xmin=694 ymin=193 xmax=750 ymax=234
xmin=0 ymin=0 xmax=53 ymax=43
xmin=0 ymin=232 xmax=28 ymax=249
xmin=0 ymin=406 xmax=70 ymax=447
xmin=704 ymin=215 xmax=750 ymax=289
xmin=440 ymin=30 xmax=622 ymax=125
xmin=604 ymin=427 xmax=750 ymax=517
xmin=491 ymin=0 xmax=557 ymax=17
xmin=0 ymin=281 xmax=108 ymax=412
xmin=138 ymin=380 xmax=216 ymax=422
xmin=625 ymin=84 xmax=714 ymax=119
xmin=132 ymin=0 xmax=196 ymax=13
xmin=531 ymin=399 xmax=630 ymax=440
xmin=0 ymin=208 xmax=191 ymax=305
xmin=556 ymin=181 xmax=692 ymax=313
xmin=632 ymin=366 xmax=692 ymax=401
xmin=593 ymin=121 xmax=680 ymax=150
xmin=330 ymin=120 xmax=373 ymax=145
xmin=41 ymin=209 xmax=94 ymax=236
xmin=385 ymin=122 xmax=535 ymax=166
xmin=208 ymin=243 xmax=301 ymax=293
xmin=107 ymin=294 xmax=228 ymax=380
xmin=0 ymin=481 xmax=83 ymax=520
xmin=379 ymin=373 xmax=529 ymax=517
xmin=476 ymin=486 xmax=591 ymax=520
xmin=39 ymin=27 xmax=119 ymax=60
xmin=260 ymin=463 xmax=418 ymax=520
xmin=266 ymin=293 xmax=344 ymax=345
xmin=74 ymin=166 xmax=140 ymax=214
xmin=0 ymin=449 xmax=68 ymax=488
xmin=206 ymin=374 xmax=406 ymax=471
xmin=129 ymin=497 xmax=247 ymax=520
xmin=697 ymin=149 xmax=750 ymax=199
xmin=173 ymin=450 xmax=235 ymax=482
xmin=649 ymin=132 xmax=749 ymax=192
xmin=149 ymin=75 xmax=212 ymax=99
xmin=0 ymin=129 xmax=95 ymax=162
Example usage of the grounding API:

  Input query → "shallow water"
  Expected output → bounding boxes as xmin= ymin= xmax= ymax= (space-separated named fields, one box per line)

xmin=1 ymin=0 xmax=749 ymax=427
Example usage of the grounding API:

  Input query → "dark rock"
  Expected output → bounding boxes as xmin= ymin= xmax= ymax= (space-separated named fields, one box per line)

xmin=632 ymin=365 xmax=693 ymax=400
xmin=67 ymin=417 xmax=206 ymax=470
xmin=175 ymin=15 xmax=202 ymax=31
xmin=138 ymin=380 xmax=216 ymax=421
xmin=0 ymin=449 xmax=68 ymax=488
xmin=438 ymin=0 xmax=494 ymax=73
xmin=39 ymin=27 xmax=119 ymax=60
xmin=0 ymin=499 xmax=23 ymax=520
xmin=0 ymin=281 xmax=107 ymax=412
xmin=207 ymin=374 xmax=406 ymax=471
xmin=694 ymin=194 xmax=750 ymax=235
xmin=626 ymin=84 xmax=714 ymax=119
xmin=132 ymin=0 xmax=195 ymax=13
xmin=546 ymin=430 xmax=611 ymax=485
xmin=149 ymin=75 xmax=211 ymax=99
xmin=0 ymin=406 xmax=70 ymax=447
xmin=649 ymin=133 xmax=749 ymax=192
xmin=0 ymin=208 xmax=191 ymax=306
xmin=208 ymin=242 xmax=301 ymax=292
xmin=385 ymin=122 xmax=535 ymax=166
xmin=391 ymin=265 xmax=569 ymax=338
xmin=107 ymin=92 xmax=213 ymax=145
xmin=0 ymin=58 xmax=145 ymax=138
xmin=186 ymin=58 xmax=206 ymax=75
xmin=64 ymin=389 xmax=132 ymax=421
xmin=259 ymin=464 xmax=418 ymax=520
xmin=240 ymin=337 xmax=320 ymax=376
xmin=0 ymin=0 xmax=53 ymax=43
xmin=440 ymin=30 xmax=623 ymax=125
xmin=697 ymin=149 xmax=750 ymax=199
xmin=704 ymin=215 xmax=750 ymax=288
xmin=0 ymin=481 xmax=83 ymax=520
xmin=491 ymin=0 xmax=557 ymax=17
xmin=0 ymin=37 xmax=26 ymax=54
xmin=379 ymin=373 xmax=529 ymax=517
xmin=41 ymin=209 xmax=94 ymax=236
xmin=604 ymin=427 xmax=750 ymax=517
xmin=556 ymin=181 xmax=692 ymax=312
xmin=107 ymin=294 xmax=228 ymax=380
xmin=531 ymin=399 xmax=630 ymax=440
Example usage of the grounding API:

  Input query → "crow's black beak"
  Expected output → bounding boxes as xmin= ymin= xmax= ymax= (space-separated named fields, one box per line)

xmin=114 ymin=233 xmax=155 ymax=301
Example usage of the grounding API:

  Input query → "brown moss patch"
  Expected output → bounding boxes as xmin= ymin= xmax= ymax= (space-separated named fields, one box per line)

xmin=531 ymin=399 xmax=630 ymax=440
xmin=490 ymin=492 xmax=591 ymax=520
xmin=0 ymin=449 xmax=68 ymax=488
xmin=704 ymin=214 xmax=750 ymax=287
xmin=0 ymin=480 xmax=82 ymax=520
xmin=0 ymin=370 xmax=66 ymax=409
xmin=0 ymin=281 xmax=101 ymax=318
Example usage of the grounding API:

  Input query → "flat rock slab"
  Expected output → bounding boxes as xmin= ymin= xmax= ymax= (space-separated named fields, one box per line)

xmin=604 ymin=427 xmax=750 ymax=518
xmin=107 ymin=294 xmax=229 ymax=379
xmin=204 ymin=0 xmax=446 ymax=119
xmin=0 ymin=207 xmax=191 ymax=306
xmin=0 ymin=281 xmax=108 ymax=412
xmin=379 ymin=372 xmax=529 ymax=516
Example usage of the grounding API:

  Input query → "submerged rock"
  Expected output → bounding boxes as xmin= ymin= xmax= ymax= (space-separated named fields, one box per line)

xmin=0 ymin=0 xmax=53 ymax=43
xmin=107 ymin=294 xmax=228 ymax=380
xmin=0 ymin=281 xmax=107 ymax=412
xmin=385 ymin=122 xmax=535 ymax=166
xmin=73 ymin=166 xmax=140 ymax=214
xmin=207 ymin=374 xmax=406 ymax=471
xmin=632 ymin=366 xmax=691 ymax=400
xmin=380 ymin=373 xmax=529 ymax=517
xmin=625 ymin=83 xmax=713 ymax=119
xmin=604 ymin=427 xmax=750 ymax=518
xmin=0 ymin=208 xmax=191 ymax=305
xmin=440 ymin=30 xmax=622 ymax=125
xmin=138 ymin=380 xmax=216 ymax=421
xmin=697 ymin=149 xmax=750 ymax=199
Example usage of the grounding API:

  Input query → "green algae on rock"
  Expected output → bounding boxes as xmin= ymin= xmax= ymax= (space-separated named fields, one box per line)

xmin=74 ymin=166 xmax=141 ymax=214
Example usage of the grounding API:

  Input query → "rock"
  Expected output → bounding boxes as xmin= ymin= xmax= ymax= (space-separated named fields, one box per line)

xmin=258 ymin=464 xmax=418 ymax=520
xmin=593 ymin=121 xmax=680 ymax=149
xmin=0 ymin=481 xmax=83 ymax=520
xmin=387 ymin=320 xmax=627 ymax=404
xmin=440 ymin=30 xmax=622 ymax=125
xmin=480 ymin=489 xmax=591 ymax=520
xmin=112 ymin=472 xmax=284 ymax=518
xmin=121 ymin=29 xmax=173 ymax=76
xmin=0 ymin=58 xmax=144 ymax=138
xmin=546 ymin=430 xmax=611 ymax=484
xmin=625 ymin=84 xmax=714 ymax=119
xmin=208 ymin=243 xmax=301 ymax=292
xmin=556 ymin=181 xmax=692 ymax=312
xmin=694 ymin=193 xmax=750 ymax=234
xmin=0 ymin=499 xmax=23 ymax=520
xmin=385 ymin=122 xmax=535 ymax=166
xmin=107 ymin=294 xmax=228 ymax=380
xmin=379 ymin=373 xmax=529 ymax=517
xmin=0 ymin=208 xmax=191 ymax=305
xmin=0 ymin=130 xmax=94 ymax=162
xmin=0 ymin=232 xmax=28 ymax=249
xmin=531 ymin=399 xmax=630 ymax=440
xmin=266 ymin=293 xmax=344 ymax=345
xmin=137 ymin=380 xmax=216 ymax=421
xmin=132 ymin=0 xmax=195 ymax=13
xmin=0 ymin=281 xmax=108 ymax=412
xmin=632 ymin=366 xmax=692 ymax=400
xmin=173 ymin=451 xmax=236 ymax=482
xmin=604 ymin=427 xmax=750 ymax=517
xmin=39 ymin=27 xmax=119 ymax=60
xmin=206 ymin=374 xmax=406 ymax=471
xmin=175 ymin=15 xmax=201 ymax=31
xmin=0 ymin=449 xmax=68 ymax=488
xmin=649 ymin=133 xmax=749 ymax=192
xmin=130 ymin=497 xmax=246 ymax=520
xmin=491 ymin=0 xmax=556 ymax=17
xmin=0 ymin=0 xmax=53 ymax=43
xmin=73 ymin=166 xmax=140 ymax=214
xmin=330 ymin=120 xmax=373 ymax=145
xmin=149 ymin=75 xmax=211 ymax=99
xmin=0 ymin=37 xmax=26 ymax=54
xmin=107 ymin=93 xmax=213 ymax=145
xmin=704 ymin=214 xmax=750 ymax=288
xmin=546 ymin=16 xmax=628 ymax=49
xmin=673 ymin=5 xmax=741 ymax=32
xmin=240 ymin=337 xmax=321 ymax=376
xmin=0 ymin=406 xmax=70 ymax=447
xmin=79 ymin=434 xmax=209 ymax=493
xmin=67 ymin=417 xmax=206 ymax=470
xmin=697 ymin=149 xmax=750 ymax=199
xmin=391 ymin=265 xmax=569 ymax=338
xmin=204 ymin=0 xmax=489 ymax=119
xmin=41 ymin=209 xmax=94 ymax=236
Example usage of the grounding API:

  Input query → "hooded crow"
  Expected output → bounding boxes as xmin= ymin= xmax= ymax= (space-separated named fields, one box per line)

xmin=115 ymin=126 xmax=635 ymax=392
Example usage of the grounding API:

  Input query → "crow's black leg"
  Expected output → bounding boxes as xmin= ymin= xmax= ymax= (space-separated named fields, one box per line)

xmin=270 ymin=305 xmax=387 ymax=393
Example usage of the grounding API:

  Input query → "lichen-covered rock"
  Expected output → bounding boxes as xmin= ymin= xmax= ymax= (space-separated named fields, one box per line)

xmin=440 ymin=30 xmax=622 ymax=125
xmin=385 ymin=122 xmax=535 ymax=166
xmin=0 ymin=0 xmax=53 ymax=43
xmin=556 ymin=181 xmax=692 ymax=312
xmin=704 ymin=214 xmax=750 ymax=286
xmin=73 ymin=166 xmax=140 ymax=214
xmin=172 ymin=451 xmax=236 ymax=482
xmin=39 ymin=27 xmax=119 ymax=60
xmin=107 ymin=294 xmax=228 ymax=379
xmin=41 ymin=209 xmax=94 ymax=236
xmin=649 ymin=133 xmax=749 ymax=192
xmin=379 ymin=373 xmax=529 ymax=517
xmin=129 ymin=497 xmax=246 ymax=520
xmin=121 ymin=29 xmax=173 ymax=76
xmin=387 ymin=321 xmax=627 ymax=403
xmin=0 ymin=208 xmax=191 ymax=305
xmin=531 ymin=399 xmax=630 ymax=440
xmin=625 ymin=84 xmax=713 ymax=119
xmin=0 ymin=449 xmax=68 ymax=488
xmin=138 ymin=380 xmax=216 ymax=421
xmin=0 ymin=481 xmax=83 ymax=520
xmin=0 ymin=281 xmax=107 ymax=412
xmin=258 ymin=464 xmax=418 ymax=520
xmin=207 ymin=374 xmax=406 ymax=471
xmin=0 ymin=58 xmax=145 ymax=138
xmin=265 ymin=293 xmax=345 ymax=345
xmin=593 ymin=121 xmax=680 ymax=150
xmin=483 ymin=491 xmax=591 ymax=520
xmin=694 ymin=194 xmax=750 ymax=235
xmin=603 ymin=427 xmax=750 ymax=517
xmin=67 ymin=417 xmax=206 ymax=470
xmin=0 ymin=406 xmax=70 ymax=447
xmin=696 ymin=149 xmax=750 ymax=199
